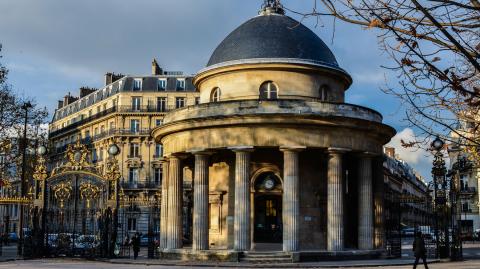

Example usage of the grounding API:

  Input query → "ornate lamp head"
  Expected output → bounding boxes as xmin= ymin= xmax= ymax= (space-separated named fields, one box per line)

xmin=37 ymin=145 xmax=47 ymax=156
xmin=431 ymin=137 xmax=445 ymax=151
xmin=108 ymin=144 xmax=120 ymax=156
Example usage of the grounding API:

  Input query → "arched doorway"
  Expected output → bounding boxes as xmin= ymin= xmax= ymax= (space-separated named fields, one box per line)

xmin=253 ymin=172 xmax=283 ymax=243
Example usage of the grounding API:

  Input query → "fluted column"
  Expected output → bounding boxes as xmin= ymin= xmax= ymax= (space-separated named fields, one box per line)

xmin=166 ymin=155 xmax=182 ymax=249
xmin=232 ymin=147 xmax=254 ymax=251
xmin=358 ymin=155 xmax=374 ymax=250
xmin=373 ymin=157 xmax=385 ymax=249
xmin=327 ymin=148 xmax=345 ymax=251
xmin=159 ymin=158 xmax=169 ymax=249
xmin=281 ymin=146 xmax=304 ymax=252
xmin=192 ymin=152 xmax=210 ymax=251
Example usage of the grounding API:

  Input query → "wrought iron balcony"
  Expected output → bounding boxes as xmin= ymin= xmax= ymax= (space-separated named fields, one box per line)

xmin=459 ymin=187 xmax=476 ymax=194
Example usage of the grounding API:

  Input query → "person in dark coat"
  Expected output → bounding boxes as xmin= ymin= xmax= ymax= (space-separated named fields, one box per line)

xmin=132 ymin=233 xmax=140 ymax=260
xmin=413 ymin=231 xmax=429 ymax=269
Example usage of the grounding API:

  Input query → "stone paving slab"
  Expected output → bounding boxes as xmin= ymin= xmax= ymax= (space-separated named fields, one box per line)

xmin=103 ymin=257 xmax=440 ymax=268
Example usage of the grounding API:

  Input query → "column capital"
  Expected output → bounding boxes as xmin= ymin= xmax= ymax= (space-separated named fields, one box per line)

xmin=167 ymin=152 xmax=189 ymax=160
xmin=158 ymin=157 xmax=169 ymax=163
xmin=280 ymin=146 xmax=306 ymax=152
xmin=229 ymin=146 xmax=254 ymax=153
xmin=355 ymin=151 xmax=380 ymax=158
xmin=188 ymin=149 xmax=215 ymax=156
xmin=327 ymin=147 xmax=351 ymax=154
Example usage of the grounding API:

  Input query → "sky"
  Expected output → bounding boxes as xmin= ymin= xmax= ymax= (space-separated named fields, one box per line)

xmin=0 ymin=0 xmax=434 ymax=180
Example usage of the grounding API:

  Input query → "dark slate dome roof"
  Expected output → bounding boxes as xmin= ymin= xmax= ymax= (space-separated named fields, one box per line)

xmin=206 ymin=14 xmax=340 ymax=69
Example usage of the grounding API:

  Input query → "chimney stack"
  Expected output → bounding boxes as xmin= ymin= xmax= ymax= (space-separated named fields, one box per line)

xmin=384 ymin=147 xmax=395 ymax=158
xmin=152 ymin=58 xmax=163 ymax=75
xmin=79 ymin=87 xmax=96 ymax=98
xmin=57 ymin=100 xmax=64 ymax=109
xmin=63 ymin=92 xmax=78 ymax=106
xmin=105 ymin=72 xmax=124 ymax=86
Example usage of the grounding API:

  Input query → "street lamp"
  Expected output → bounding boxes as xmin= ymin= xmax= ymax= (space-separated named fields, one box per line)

xmin=431 ymin=136 xmax=449 ymax=258
xmin=18 ymin=101 xmax=32 ymax=256
xmin=107 ymin=143 xmax=120 ymax=258
xmin=33 ymin=145 xmax=48 ymax=257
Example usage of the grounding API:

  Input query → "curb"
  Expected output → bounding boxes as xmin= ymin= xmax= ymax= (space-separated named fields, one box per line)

xmin=98 ymin=258 xmax=442 ymax=268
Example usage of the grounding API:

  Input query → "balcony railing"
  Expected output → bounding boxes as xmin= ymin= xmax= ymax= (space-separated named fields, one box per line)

xmin=118 ymin=105 xmax=175 ymax=113
xmin=121 ymin=181 xmax=161 ymax=189
xmin=49 ymin=104 xmax=180 ymax=138
xmin=460 ymin=187 xmax=476 ymax=194
xmin=49 ymin=106 xmax=117 ymax=138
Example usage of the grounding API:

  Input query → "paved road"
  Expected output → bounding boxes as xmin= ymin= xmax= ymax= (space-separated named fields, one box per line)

xmin=2 ymin=259 xmax=480 ymax=269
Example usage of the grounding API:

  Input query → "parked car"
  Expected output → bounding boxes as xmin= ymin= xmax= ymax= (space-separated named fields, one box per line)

xmin=140 ymin=233 xmax=160 ymax=247
xmin=8 ymin=232 xmax=18 ymax=242
xmin=74 ymin=235 xmax=100 ymax=252
xmin=402 ymin=227 xmax=415 ymax=237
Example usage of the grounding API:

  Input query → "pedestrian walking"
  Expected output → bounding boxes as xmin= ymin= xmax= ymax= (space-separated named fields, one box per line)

xmin=413 ymin=231 xmax=429 ymax=269
xmin=132 ymin=232 xmax=140 ymax=260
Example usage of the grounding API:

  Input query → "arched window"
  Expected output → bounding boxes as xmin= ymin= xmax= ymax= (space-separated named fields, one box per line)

xmin=210 ymin=87 xmax=221 ymax=102
xmin=259 ymin=81 xmax=278 ymax=100
xmin=320 ymin=85 xmax=329 ymax=101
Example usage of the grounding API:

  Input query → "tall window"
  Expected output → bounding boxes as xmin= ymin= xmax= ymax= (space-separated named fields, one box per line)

xmin=195 ymin=97 xmax=200 ymax=105
xmin=176 ymin=79 xmax=185 ymax=91
xmin=157 ymin=79 xmax=167 ymax=91
xmin=210 ymin=87 xmax=221 ymax=102
xmin=154 ymin=168 xmax=162 ymax=185
xmin=175 ymin=97 xmax=185 ymax=108
xmin=130 ymin=119 xmax=140 ymax=133
xmin=133 ymin=79 xmax=142 ymax=91
xmin=131 ymin=97 xmax=141 ymax=111
xmin=320 ymin=85 xmax=329 ymax=101
xmin=92 ymin=148 xmax=98 ymax=162
xmin=157 ymin=97 xmax=167 ymax=112
xmin=259 ymin=81 xmax=278 ymax=100
xmin=99 ymin=147 xmax=104 ymax=161
xmin=127 ymin=218 xmax=137 ymax=231
xmin=155 ymin=144 xmax=163 ymax=158
xmin=129 ymin=168 xmax=139 ymax=184
xmin=129 ymin=143 xmax=140 ymax=157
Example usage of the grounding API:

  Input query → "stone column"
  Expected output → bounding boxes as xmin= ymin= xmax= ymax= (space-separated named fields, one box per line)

xmin=373 ymin=157 xmax=385 ymax=249
xmin=192 ymin=152 xmax=210 ymax=251
xmin=358 ymin=155 xmax=374 ymax=250
xmin=159 ymin=158 xmax=169 ymax=249
xmin=281 ymin=146 xmax=305 ymax=252
xmin=232 ymin=147 xmax=254 ymax=251
xmin=327 ymin=148 xmax=345 ymax=251
xmin=166 ymin=155 xmax=182 ymax=249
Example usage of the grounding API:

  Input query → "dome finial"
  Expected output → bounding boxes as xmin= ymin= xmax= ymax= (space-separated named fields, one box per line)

xmin=260 ymin=0 xmax=285 ymax=15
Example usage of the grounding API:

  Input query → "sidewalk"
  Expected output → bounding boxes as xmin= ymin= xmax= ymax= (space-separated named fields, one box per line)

xmin=103 ymin=257 xmax=440 ymax=268
xmin=0 ymin=244 xmax=18 ymax=262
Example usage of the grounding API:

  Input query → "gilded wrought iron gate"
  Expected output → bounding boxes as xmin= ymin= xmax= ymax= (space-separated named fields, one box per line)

xmin=30 ymin=140 xmax=121 ymax=258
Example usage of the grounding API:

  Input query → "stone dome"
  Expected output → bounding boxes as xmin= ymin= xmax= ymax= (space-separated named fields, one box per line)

xmin=206 ymin=13 xmax=343 ymax=73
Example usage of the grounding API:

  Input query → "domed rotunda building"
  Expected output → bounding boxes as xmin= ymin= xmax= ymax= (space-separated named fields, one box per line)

xmin=153 ymin=2 xmax=395 ymax=261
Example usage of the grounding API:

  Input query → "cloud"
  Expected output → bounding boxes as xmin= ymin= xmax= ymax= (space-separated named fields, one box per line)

xmin=386 ymin=128 xmax=435 ymax=181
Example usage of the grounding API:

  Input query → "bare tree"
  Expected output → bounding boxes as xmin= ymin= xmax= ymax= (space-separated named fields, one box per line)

xmin=286 ymin=0 xmax=480 ymax=161
xmin=0 ymin=44 xmax=49 ymax=186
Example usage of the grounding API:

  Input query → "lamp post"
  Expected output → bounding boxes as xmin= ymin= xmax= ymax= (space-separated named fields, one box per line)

xmin=18 ymin=101 xmax=32 ymax=256
xmin=33 ymin=145 xmax=48 ymax=257
xmin=431 ymin=137 xmax=448 ymax=258
xmin=106 ymin=143 xmax=120 ymax=257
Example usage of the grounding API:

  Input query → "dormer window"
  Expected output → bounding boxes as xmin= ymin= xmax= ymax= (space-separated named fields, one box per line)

xmin=211 ymin=87 xmax=221 ymax=102
xmin=176 ymin=79 xmax=185 ymax=91
xmin=133 ymin=79 xmax=142 ymax=91
xmin=157 ymin=79 xmax=167 ymax=91
xmin=259 ymin=81 xmax=278 ymax=100
xmin=320 ymin=85 xmax=329 ymax=101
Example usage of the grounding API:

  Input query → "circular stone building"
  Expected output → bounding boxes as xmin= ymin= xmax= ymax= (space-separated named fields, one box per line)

xmin=153 ymin=3 xmax=395 ymax=261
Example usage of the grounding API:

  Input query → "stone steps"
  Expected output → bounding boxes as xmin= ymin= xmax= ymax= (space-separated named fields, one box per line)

xmin=240 ymin=252 xmax=292 ymax=263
